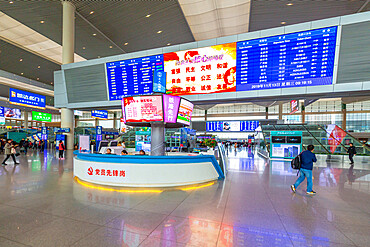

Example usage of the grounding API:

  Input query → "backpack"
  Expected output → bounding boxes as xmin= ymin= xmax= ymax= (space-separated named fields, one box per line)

xmin=291 ymin=154 xmax=302 ymax=175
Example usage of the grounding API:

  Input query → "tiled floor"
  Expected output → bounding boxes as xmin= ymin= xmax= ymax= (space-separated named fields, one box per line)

xmin=0 ymin=148 xmax=369 ymax=246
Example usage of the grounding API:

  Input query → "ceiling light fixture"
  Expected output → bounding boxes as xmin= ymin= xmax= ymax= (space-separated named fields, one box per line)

xmin=37 ymin=66 xmax=40 ymax=69
xmin=281 ymin=21 xmax=286 ymax=25
xmin=37 ymin=78 xmax=39 ymax=80
xmin=21 ymin=73 xmax=24 ymax=75
xmin=146 ymin=14 xmax=151 ymax=18
xmin=157 ymin=30 xmax=162 ymax=34
xmin=167 ymin=43 xmax=171 ymax=46
xmin=9 ymin=1 xmax=13 ymax=3
xmin=40 ymin=20 xmax=45 ymax=24
xmin=109 ymin=46 xmax=113 ymax=48
xmin=93 ymin=33 xmax=97 ymax=36
xmin=89 ymin=11 xmax=94 ymax=14
xmin=287 ymin=3 xmax=293 ymax=6
xmin=124 ymin=43 xmax=128 ymax=45
xmin=19 ymin=58 xmax=23 ymax=62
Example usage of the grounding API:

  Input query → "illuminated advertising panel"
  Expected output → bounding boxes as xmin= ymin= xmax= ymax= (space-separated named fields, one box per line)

xmin=124 ymin=96 xmax=163 ymax=122
xmin=3 ymin=107 xmax=21 ymax=119
xmin=164 ymin=43 xmax=237 ymax=95
xmin=32 ymin=111 xmax=52 ymax=122
xmin=91 ymin=110 xmax=108 ymax=119
xmin=163 ymin=94 xmax=181 ymax=123
xmin=206 ymin=121 xmax=260 ymax=132
xmin=290 ymin=100 xmax=299 ymax=114
xmin=9 ymin=88 xmax=46 ymax=109
xmin=177 ymin=99 xmax=193 ymax=125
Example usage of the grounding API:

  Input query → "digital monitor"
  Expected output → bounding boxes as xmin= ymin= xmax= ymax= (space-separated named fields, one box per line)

xmin=271 ymin=136 xmax=286 ymax=143
xmin=206 ymin=121 xmax=260 ymax=132
xmin=124 ymin=95 xmax=163 ymax=122
xmin=164 ymin=43 xmax=237 ymax=95
xmin=106 ymin=55 xmax=164 ymax=100
xmin=105 ymin=134 xmax=115 ymax=140
xmin=3 ymin=107 xmax=21 ymax=119
xmin=177 ymin=99 xmax=193 ymax=125
xmin=236 ymin=26 xmax=338 ymax=91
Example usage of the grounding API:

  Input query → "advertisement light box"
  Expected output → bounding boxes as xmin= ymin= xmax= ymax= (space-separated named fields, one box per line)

xmin=123 ymin=96 xmax=163 ymax=122
xmin=91 ymin=110 xmax=108 ymax=119
xmin=164 ymin=43 xmax=237 ymax=95
xmin=32 ymin=111 xmax=52 ymax=122
xmin=9 ymin=88 xmax=46 ymax=109
xmin=177 ymin=99 xmax=194 ymax=126
xmin=106 ymin=55 xmax=164 ymax=100
xmin=3 ymin=107 xmax=21 ymax=119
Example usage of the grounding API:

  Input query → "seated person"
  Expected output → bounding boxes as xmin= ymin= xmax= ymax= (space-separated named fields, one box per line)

xmin=105 ymin=148 xmax=114 ymax=155
xmin=139 ymin=150 xmax=146 ymax=155
xmin=121 ymin=150 xmax=128 ymax=155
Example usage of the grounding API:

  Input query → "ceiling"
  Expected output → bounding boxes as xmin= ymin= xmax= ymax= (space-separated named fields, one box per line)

xmin=0 ymin=0 xmax=368 ymax=97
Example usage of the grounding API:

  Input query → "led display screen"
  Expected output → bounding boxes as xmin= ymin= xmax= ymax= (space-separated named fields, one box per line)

xmin=164 ymin=43 xmax=237 ymax=95
xmin=236 ymin=26 xmax=337 ymax=91
xmin=206 ymin=121 xmax=260 ymax=132
xmin=124 ymin=96 xmax=163 ymax=122
xmin=3 ymin=107 xmax=21 ymax=119
xmin=106 ymin=55 xmax=164 ymax=100
xmin=177 ymin=99 xmax=194 ymax=125
xmin=32 ymin=111 xmax=52 ymax=122
xmin=163 ymin=94 xmax=181 ymax=123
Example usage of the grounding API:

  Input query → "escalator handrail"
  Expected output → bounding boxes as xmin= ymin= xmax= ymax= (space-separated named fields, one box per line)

xmin=302 ymin=125 xmax=331 ymax=154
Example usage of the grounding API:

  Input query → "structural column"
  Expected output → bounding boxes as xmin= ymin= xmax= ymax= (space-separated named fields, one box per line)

xmin=24 ymin=111 xmax=29 ymax=129
xmin=301 ymin=104 xmax=306 ymax=124
xmin=265 ymin=107 xmax=269 ymax=119
xmin=342 ymin=103 xmax=347 ymax=130
xmin=278 ymin=103 xmax=283 ymax=120
xmin=113 ymin=112 xmax=117 ymax=129
xmin=151 ymin=122 xmax=165 ymax=156
xmin=61 ymin=0 xmax=75 ymax=149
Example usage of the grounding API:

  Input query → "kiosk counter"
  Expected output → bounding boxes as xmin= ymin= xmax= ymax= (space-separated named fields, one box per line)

xmin=73 ymin=151 xmax=224 ymax=187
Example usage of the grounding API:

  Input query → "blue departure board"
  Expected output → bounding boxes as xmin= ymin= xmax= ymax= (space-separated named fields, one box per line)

xmin=206 ymin=121 xmax=259 ymax=132
xmin=106 ymin=55 xmax=164 ymax=100
xmin=236 ymin=26 xmax=337 ymax=91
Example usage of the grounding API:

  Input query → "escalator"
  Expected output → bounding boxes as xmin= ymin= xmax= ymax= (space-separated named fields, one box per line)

xmin=261 ymin=124 xmax=369 ymax=156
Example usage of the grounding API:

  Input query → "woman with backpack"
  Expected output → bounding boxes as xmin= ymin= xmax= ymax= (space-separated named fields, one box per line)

xmin=58 ymin=140 xmax=65 ymax=160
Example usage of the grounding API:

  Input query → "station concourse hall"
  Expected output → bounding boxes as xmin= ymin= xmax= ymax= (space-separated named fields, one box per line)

xmin=0 ymin=1 xmax=369 ymax=247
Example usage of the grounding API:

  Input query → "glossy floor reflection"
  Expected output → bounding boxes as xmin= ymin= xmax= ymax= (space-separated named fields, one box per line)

xmin=0 ymin=148 xmax=369 ymax=246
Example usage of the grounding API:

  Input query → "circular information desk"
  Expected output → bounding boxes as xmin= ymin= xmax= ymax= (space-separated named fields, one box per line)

xmin=73 ymin=151 xmax=224 ymax=187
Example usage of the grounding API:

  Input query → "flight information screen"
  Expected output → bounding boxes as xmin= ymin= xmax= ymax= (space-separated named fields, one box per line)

xmin=236 ymin=26 xmax=337 ymax=91
xmin=106 ymin=55 xmax=164 ymax=100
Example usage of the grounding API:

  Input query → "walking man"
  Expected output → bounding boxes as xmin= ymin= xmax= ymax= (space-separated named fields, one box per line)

xmin=291 ymin=144 xmax=317 ymax=195
xmin=58 ymin=140 xmax=65 ymax=160
xmin=2 ymin=139 xmax=19 ymax=166
xmin=347 ymin=143 xmax=356 ymax=165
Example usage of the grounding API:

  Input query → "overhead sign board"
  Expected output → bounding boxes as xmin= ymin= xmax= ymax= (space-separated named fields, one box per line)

xmin=206 ymin=121 xmax=260 ymax=132
xmin=32 ymin=111 xmax=52 ymax=122
xmin=91 ymin=110 xmax=108 ymax=119
xmin=9 ymin=88 xmax=46 ymax=109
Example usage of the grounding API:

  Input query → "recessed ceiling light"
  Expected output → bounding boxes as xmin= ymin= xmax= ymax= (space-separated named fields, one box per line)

xmin=146 ymin=14 xmax=151 ymax=18
xmin=19 ymin=58 xmax=23 ymax=62
xmin=167 ymin=43 xmax=171 ymax=46
xmin=82 ymin=47 xmax=86 ymax=49
xmin=89 ymin=11 xmax=94 ymax=14
xmin=97 ymin=56 xmax=101 ymax=58
xmin=37 ymin=78 xmax=39 ymax=80
xmin=287 ymin=3 xmax=293 ymax=6
xmin=9 ymin=1 xmax=13 ymax=3
xmin=40 ymin=20 xmax=45 ymax=24
xmin=124 ymin=43 xmax=128 ymax=45
xmin=281 ymin=21 xmax=286 ymax=25
xmin=21 ymin=73 xmax=24 ymax=75
xmin=51 ymin=82 xmax=53 ymax=85
xmin=109 ymin=46 xmax=113 ymax=48
xmin=157 ymin=30 xmax=162 ymax=34
xmin=93 ymin=33 xmax=97 ymax=36
xmin=37 ymin=66 xmax=40 ymax=69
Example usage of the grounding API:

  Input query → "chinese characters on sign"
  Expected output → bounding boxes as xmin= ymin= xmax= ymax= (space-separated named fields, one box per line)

xmin=236 ymin=26 xmax=337 ymax=91
xmin=123 ymin=96 xmax=163 ymax=122
xmin=91 ymin=110 xmax=108 ymax=119
xmin=206 ymin=121 xmax=260 ymax=132
xmin=177 ymin=99 xmax=194 ymax=126
xmin=9 ymin=88 xmax=46 ymax=109
xmin=290 ymin=100 xmax=299 ymax=114
xmin=87 ymin=167 xmax=126 ymax=177
xmin=32 ymin=111 xmax=52 ymax=122
xmin=163 ymin=94 xmax=181 ymax=123
xmin=106 ymin=55 xmax=164 ymax=100
xmin=164 ymin=43 xmax=237 ymax=95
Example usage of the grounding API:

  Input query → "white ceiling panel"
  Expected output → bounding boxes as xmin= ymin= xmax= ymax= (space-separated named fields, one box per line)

xmin=178 ymin=0 xmax=251 ymax=41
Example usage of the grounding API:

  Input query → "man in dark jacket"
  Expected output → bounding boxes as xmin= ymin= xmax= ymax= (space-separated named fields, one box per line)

xmin=347 ymin=143 xmax=356 ymax=165
xmin=291 ymin=144 xmax=317 ymax=195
